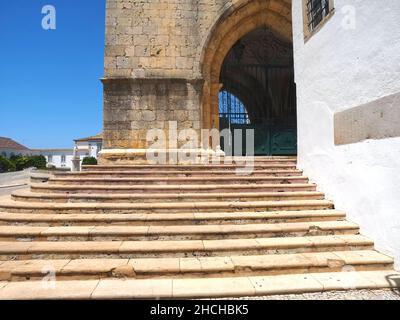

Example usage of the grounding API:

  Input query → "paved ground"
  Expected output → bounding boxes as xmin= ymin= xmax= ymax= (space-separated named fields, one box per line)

xmin=0 ymin=168 xmax=34 ymax=197
xmin=0 ymin=168 xmax=32 ymax=186
xmin=0 ymin=185 xmax=29 ymax=197
xmin=226 ymin=289 xmax=400 ymax=300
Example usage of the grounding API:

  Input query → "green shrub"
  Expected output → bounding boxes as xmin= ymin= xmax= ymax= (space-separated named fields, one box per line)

xmin=4 ymin=155 xmax=47 ymax=172
xmin=0 ymin=156 xmax=16 ymax=173
xmin=30 ymin=155 xmax=47 ymax=169
xmin=13 ymin=156 xmax=34 ymax=171
xmin=8 ymin=154 xmax=21 ymax=163
xmin=82 ymin=157 xmax=98 ymax=165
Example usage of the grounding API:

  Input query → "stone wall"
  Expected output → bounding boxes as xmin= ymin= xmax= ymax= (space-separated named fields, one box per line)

xmin=103 ymin=78 xmax=202 ymax=149
xmin=104 ymin=0 xmax=202 ymax=79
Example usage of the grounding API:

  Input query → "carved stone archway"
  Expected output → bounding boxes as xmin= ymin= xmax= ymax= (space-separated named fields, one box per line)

xmin=200 ymin=0 xmax=293 ymax=143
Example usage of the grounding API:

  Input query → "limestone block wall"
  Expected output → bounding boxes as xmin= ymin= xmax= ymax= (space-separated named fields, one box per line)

xmin=103 ymin=78 xmax=202 ymax=149
xmin=103 ymin=0 xmax=215 ymax=150
xmin=104 ymin=0 xmax=202 ymax=79
xmin=293 ymin=0 xmax=400 ymax=269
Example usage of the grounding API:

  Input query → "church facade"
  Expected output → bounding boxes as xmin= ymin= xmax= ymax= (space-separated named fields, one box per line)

xmin=100 ymin=0 xmax=400 ymax=268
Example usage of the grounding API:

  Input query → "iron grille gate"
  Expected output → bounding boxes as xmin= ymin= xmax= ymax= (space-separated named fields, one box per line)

xmin=219 ymin=64 xmax=297 ymax=156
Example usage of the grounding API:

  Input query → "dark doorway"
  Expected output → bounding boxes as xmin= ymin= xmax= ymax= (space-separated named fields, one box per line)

xmin=218 ymin=27 xmax=297 ymax=156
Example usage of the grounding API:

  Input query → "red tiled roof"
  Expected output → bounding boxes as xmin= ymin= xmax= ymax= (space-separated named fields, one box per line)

xmin=74 ymin=133 xmax=103 ymax=142
xmin=0 ymin=137 xmax=30 ymax=151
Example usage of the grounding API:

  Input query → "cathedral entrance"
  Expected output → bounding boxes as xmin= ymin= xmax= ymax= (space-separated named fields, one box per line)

xmin=218 ymin=27 xmax=297 ymax=156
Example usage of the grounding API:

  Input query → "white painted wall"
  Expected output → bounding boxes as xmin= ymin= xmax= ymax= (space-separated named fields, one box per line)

xmin=75 ymin=141 xmax=102 ymax=158
xmin=44 ymin=152 xmax=74 ymax=169
xmin=292 ymin=0 xmax=400 ymax=269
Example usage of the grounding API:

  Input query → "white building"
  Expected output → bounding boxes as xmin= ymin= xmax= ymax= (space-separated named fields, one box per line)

xmin=0 ymin=134 xmax=103 ymax=170
xmin=74 ymin=133 xmax=103 ymax=158
xmin=30 ymin=149 xmax=77 ymax=170
xmin=32 ymin=134 xmax=103 ymax=170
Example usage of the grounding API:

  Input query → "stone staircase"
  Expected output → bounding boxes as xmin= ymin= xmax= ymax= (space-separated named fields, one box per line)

xmin=0 ymin=156 xmax=398 ymax=299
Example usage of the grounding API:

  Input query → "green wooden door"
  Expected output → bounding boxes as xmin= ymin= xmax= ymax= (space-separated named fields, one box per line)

xmin=220 ymin=122 xmax=297 ymax=156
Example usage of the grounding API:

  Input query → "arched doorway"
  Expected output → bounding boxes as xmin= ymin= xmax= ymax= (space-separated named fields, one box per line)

xmin=200 ymin=0 xmax=295 ymax=156
xmin=219 ymin=27 xmax=297 ymax=156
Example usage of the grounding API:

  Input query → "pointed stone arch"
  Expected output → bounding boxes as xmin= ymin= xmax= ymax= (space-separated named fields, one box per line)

xmin=200 ymin=0 xmax=293 ymax=138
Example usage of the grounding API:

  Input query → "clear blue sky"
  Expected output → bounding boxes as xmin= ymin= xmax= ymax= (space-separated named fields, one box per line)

xmin=0 ymin=0 xmax=106 ymax=148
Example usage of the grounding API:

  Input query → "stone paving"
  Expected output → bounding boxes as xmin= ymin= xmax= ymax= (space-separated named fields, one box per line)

xmin=228 ymin=289 xmax=400 ymax=300
xmin=0 ymin=168 xmax=32 ymax=186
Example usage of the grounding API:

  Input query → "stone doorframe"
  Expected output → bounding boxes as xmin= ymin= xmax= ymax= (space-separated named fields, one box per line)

xmin=199 ymin=0 xmax=293 ymax=145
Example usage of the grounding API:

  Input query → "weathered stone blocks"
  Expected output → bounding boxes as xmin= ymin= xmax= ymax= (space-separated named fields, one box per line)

xmin=103 ymin=78 xmax=203 ymax=149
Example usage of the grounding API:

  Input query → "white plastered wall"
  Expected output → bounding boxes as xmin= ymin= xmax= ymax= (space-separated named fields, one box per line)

xmin=292 ymin=0 xmax=400 ymax=269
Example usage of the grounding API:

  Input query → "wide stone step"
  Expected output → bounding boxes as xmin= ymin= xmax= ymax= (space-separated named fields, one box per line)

xmin=48 ymin=176 xmax=309 ymax=185
xmin=0 ymin=210 xmax=346 ymax=226
xmin=12 ymin=191 xmax=326 ymax=203
xmin=82 ymin=162 xmax=297 ymax=172
xmin=0 ymin=235 xmax=374 ymax=260
xmin=0 ymin=250 xmax=393 ymax=281
xmin=0 ymin=221 xmax=359 ymax=241
xmin=86 ymin=157 xmax=297 ymax=167
xmin=0 ymin=199 xmax=334 ymax=214
xmin=52 ymin=169 xmax=303 ymax=178
xmin=31 ymin=183 xmax=316 ymax=194
xmin=222 ymin=156 xmax=297 ymax=161
xmin=1 ymin=270 xmax=398 ymax=299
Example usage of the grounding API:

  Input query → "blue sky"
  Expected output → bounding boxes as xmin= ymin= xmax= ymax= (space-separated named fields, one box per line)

xmin=0 ymin=0 xmax=106 ymax=148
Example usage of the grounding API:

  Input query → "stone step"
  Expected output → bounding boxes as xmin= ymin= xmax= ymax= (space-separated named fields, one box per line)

xmin=222 ymin=156 xmax=297 ymax=160
xmin=0 ymin=235 xmax=374 ymax=260
xmin=48 ymin=176 xmax=309 ymax=185
xmin=0 ymin=210 xmax=346 ymax=226
xmin=0 ymin=250 xmax=393 ymax=281
xmin=30 ymin=183 xmax=316 ymax=194
xmin=52 ymin=169 xmax=303 ymax=178
xmin=0 ymin=199 xmax=334 ymax=214
xmin=89 ymin=157 xmax=297 ymax=166
xmin=218 ymin=157 xmax=298 ymax=163
xmin=82 ymin=163 xmax=297 ymax=171
xmin=0 ymin=270 xmax=398 ymax=299
xmin=12 ymin=190 xmax=326 ymax=203
xmin=0 ymin=221 xmax=359 ymax=241
xmin=85 ymin=162 xmax=299 ymax=169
